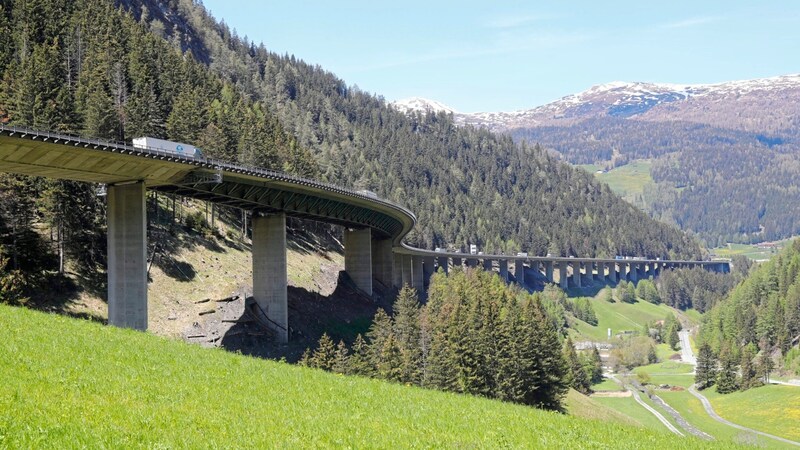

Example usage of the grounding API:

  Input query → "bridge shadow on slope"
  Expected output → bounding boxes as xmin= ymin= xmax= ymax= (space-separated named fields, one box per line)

xmin=518 ymin=268 xmax=619 ymax=298
xmin=25 ymin=271 xmax=108 ymax=324
xmin=216 ymin=272 xmax=392 ymax=363
xmin=286 ymin=220 xmax=343 ymax=258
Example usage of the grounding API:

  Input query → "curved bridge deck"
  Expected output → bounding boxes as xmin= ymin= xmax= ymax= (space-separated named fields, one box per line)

xmin=0 ymin=124 xmax=729 ymax=341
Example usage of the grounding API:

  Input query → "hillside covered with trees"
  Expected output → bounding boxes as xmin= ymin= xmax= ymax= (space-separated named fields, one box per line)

xmin=514 ymin=116 xmax=800 ymax=246
xmin=0 ymin=0 xmax=701 ymax=298
xmin=699 ymin=240 xmax=800 ymax=391
xmin=114 ymin=0 xmax=701 ymax=258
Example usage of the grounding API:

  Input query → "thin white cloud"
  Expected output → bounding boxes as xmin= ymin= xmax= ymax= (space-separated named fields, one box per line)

xmin=486 ymin=13 xmax=560 ymax=29
xmin=347 ymin=31 xmax=595 ymax=73
xmin=660 ymin=16 xmax=722 ymax=29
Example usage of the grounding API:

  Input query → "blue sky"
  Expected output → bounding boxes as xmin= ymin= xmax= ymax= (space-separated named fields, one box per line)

xmin=202 ymin=1 xmax=800 ymax=112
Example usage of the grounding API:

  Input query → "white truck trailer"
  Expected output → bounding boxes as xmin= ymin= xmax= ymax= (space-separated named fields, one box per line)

xmin=132 ymin=137 xmax=203 ymax=158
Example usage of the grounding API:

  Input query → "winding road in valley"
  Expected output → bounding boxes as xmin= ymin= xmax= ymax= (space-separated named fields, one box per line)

xmin=680 ymin=331 xmax=800 ymax=447
xmin=607 ymin=374 xmax=684 ymax=436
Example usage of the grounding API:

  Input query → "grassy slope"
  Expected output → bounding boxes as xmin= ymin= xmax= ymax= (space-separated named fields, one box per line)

xmin=563 ymin=389 xmax=641 ymax=427
xmin=568 ymin=292 xmax=691 ymax=343
xmin=579 ymin=160 xmax=653 ymax=198
xmin=711 ymin=241 xmax=791 ymax=262
xmin=702 ymin=386 xmax=800 ymax=442
xmin=0 ymin=304 xmax=729 ymax=449
xmin=634 ymin=359 xmax=793 ymax=448
xmin=589 ymin=376 xmax=672 ymax=433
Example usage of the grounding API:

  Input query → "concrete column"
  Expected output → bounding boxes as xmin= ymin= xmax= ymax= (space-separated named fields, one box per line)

xmin=597 ymin=262 xmax=605 ymax=282
xmin=559 ymin=263 xmax=568 ymax=290
xmin=545 ymin=261 xmax=554 ymax=283
xmin=411 ymin=255 xmax=424 ymax=294
xmin=483 ymin=259 xmax=493 ymax=271
xmin=514 ymin=261 xmax=526 ymax=285
xmin=466 ymin=258 xmax=478 ymax=268
xmin=371 ymin=238 xmax=394 ymax=289
xmin=629 ymin=263 xmax=639 ymax=283
xmin=344 ymin=228 xmax=372 ymax=296
xmin=608 ymin=262 xmax=618 ymax=283
xmin=499 ymin=259 xmax=508 ymax=281
xmin=401 ymin=254 xmax=413 ymax=287
xmin=574 ymin=262 xmax=582 ymax=288
xmin=252 ymin=213 xmax=288 ymax=343
xmin=392 ymin=253 xmax=403 ymax=288
xmin=107 ymin=182 xmax=147 ymax=331
xmin=452 ymin=257 xmax=462 ymax=268
xmin=423 ymin=256 xmax=435 ymax=287
xmin=436 ymin=256 xmax=449 ymax=274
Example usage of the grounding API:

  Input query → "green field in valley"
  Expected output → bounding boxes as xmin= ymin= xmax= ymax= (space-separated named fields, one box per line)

xmin=631 ymin=354 xmax=796 ymax=448
xmin=568 ymin=291 xmax=692 ymax=343
xmin=0 ymin=304 xmax=732 ymax=449
xmin=580 ymin=160 xmax=654 ymax=198
xmin=702 ymin=385 xmax=800 ymax=442
xmin=711 ymin=241 xmax=792 ymax=262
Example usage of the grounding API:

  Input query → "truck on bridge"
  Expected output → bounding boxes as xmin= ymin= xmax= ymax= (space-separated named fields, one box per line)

xmin=132 ymin=137 xmax=203 ymax=158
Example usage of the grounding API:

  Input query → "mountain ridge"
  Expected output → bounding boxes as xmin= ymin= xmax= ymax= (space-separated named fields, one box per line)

xmin=392 ymin=73 xmax=800 ymax=134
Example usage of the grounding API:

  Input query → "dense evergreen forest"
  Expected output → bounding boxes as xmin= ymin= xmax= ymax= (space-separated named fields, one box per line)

xmin=698 ymin=240 xmax=800 ymax=390
xmin=514 ymin=117 xmax=800 ymax=246
xmin=0 ymin=0 xmax=701 ymax=297
xmin=114 ymin=0 xmax=701 ymax=258
xmin=301 ymin=270 xmax=590 ymax=411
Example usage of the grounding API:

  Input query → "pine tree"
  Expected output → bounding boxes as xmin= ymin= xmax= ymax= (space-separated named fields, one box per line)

xmin=716 ymin=345 xmax=739 ymax=394
xmin=563 ymin=336 xmax=591 ymax=394
xmin=347 ymin=334 xmax=373 ymax=377
xmin=392 ymin=286 xmax=422 ymax=384
xmin=739 ymin=344 xmax=758 ymax=390
xmin=587 ymin=346 xmax=604 ymax=383
xmin=310 ymin=333 xmax=336 ymax=371
xmin=756 ymin=350 xmax=775 ymax=385
xmin=376 ymin=333 xmax=403 ymax=382
xmin=522 ymin=297 xmax=569 ymax=410
xmin=366 ymin=308 xmax=393 ymax=370
xmin=332 ymin=340 xmax=350 ymax=375
xmin=695 ymin=342 xmax=717 ymax=390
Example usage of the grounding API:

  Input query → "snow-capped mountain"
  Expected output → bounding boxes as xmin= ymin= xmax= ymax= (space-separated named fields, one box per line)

xmin=394 ymin=74 xmax=800 ymax=134
xmin=390 ymin=97 xmax=457 ymax=115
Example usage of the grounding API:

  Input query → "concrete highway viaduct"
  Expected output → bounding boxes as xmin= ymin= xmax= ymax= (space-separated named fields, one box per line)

xmin=0 ymin=125 xmax=729 ymax=342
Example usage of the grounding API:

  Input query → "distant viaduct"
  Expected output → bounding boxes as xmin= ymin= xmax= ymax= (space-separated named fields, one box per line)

xmin=0 ymin=125 xmax=728 ymax=342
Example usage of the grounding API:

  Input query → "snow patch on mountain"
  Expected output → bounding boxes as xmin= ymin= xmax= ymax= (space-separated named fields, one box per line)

xmin=390 ymin=97 xmax=458 ymax=115
xmin=447 ymin=73 xmax=800 ymax=131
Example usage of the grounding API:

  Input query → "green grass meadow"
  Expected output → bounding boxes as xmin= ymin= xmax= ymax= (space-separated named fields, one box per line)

xmin=0 ymin=304 xmax=731 ymax=449
xmin=702 ymin=385 xmax=800 ymax=442
xmin=580 ymin=160 xmax=654 ymax=197
xmin=569 ymin=292 xmax=688 ymax=343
